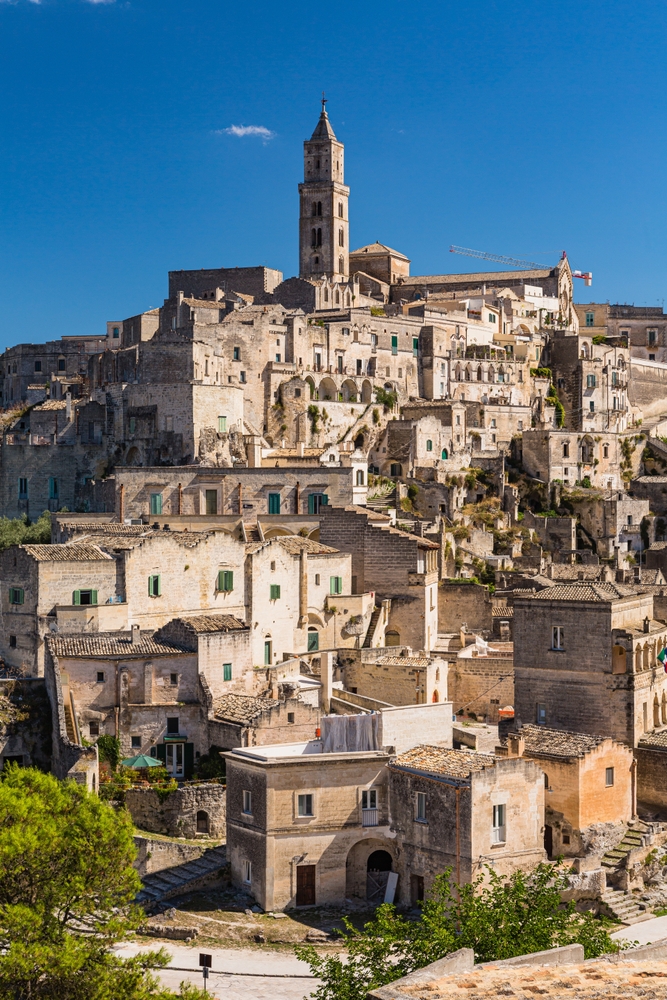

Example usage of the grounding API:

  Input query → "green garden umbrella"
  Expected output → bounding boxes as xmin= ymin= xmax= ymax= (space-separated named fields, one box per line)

xmin=121 ymin=754 xmax=163 ymax=768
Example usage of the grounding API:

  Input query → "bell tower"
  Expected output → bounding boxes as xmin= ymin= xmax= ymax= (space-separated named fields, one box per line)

xmin=299 ymin=98 xmax=350 ymax=282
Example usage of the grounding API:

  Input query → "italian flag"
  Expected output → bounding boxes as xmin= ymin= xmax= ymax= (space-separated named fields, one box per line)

xmin=659 ymin=647 xmax=667 ymax=672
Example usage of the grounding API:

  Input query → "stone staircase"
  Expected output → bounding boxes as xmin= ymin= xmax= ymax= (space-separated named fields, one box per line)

xmin=366 ymin=482 xmax=397 ymax=514
xmin=362 ymin=606 xmax=382 ymax=648
xmin=601 ymin=822 xmax=652 ymax=870
xmin=600 ymin=886 xmax=651 ymax=925
xmin=136 ymin=845 xmax=227 ymax=906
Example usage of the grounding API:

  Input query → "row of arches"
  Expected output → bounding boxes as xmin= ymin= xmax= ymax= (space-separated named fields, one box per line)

xmin=305 ymin=376 xmax=374 ymax=403
xmin=454 ymin=363 xmax=514 ymax=384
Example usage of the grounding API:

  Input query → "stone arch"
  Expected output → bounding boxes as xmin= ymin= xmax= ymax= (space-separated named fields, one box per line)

xmin=581 ymin=343 xmax=589 ymax=359
xmin=654 ymin=694 xmax=661 ymax=728
xmin=263 ymin=526 xmax=294 ymax=539
xmin=354 ymin=433 xmax=365 ymax=450
xmin=307 ymin=527 xmax=320 ymax=541
xmin=488 ymin=365 xmax=495 ymax=383
xmin=361 ymin=379 xmax=372 ymax=403
xmin=305 ymin=376 xmax=316 ymax=399
xmin=662 ymin=691 xmax=667 ymax=725
xmin=432 ymin=690 xmax=439 ymax=702
xmin=635 ymin=647 xmax=642 ymax=671
xmin=612 ymin=645 xmax=627 ymax=674
xmin=319 ymin=377 xmax=337 ymax=400
xmin=643 ymin=643 xmax=650 ymax=670
xmin=580 ymin=434 xmax=595 ymax=465
xmin=196 ymin=810 xmax=209 ymax=834
xmin=126 ymin=446 xmax=140 ymax=465
xmin=345 ymin=838 xmax=397 ymax=901
xmin=455 ymin=364 xmax=462 ymax=381
xmin=477 ymin=365 xmax=483 ymax=382
xmin=341 ymin=378 xmax=358 ymax=402
xmin=385 ymin=630 xmax=400 ymax=646
xmin=465 ymin=365 xmax=472 ymax=382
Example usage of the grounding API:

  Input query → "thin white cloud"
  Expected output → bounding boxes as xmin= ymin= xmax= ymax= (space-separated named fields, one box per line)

xmin=218 ymin=125 xmax=276 ymax=141
xmin=84 ymin=0 xmax=115 ymax=4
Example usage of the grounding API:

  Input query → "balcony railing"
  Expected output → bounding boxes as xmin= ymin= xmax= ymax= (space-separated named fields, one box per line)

xmin=362 ymin=808 xmax=378 ymax=827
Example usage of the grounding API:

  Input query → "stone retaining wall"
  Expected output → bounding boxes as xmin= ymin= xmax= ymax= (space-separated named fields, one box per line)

xmin=125 ymin=782 xmax=226 ymax=839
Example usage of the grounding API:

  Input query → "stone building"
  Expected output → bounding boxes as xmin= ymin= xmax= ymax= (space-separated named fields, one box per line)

xmin=388 ymin=745 xmax=546 ymax=902
xmin=549 ymin=330 xmax=629 ymax=434
xmin=497 ymin=727 xmax=634 ymax=859
xmin=521 ymin=430 xmax=625 ymax=489
xmin=513 ymin=583 xmax=667 ymax=746
xmin=225 ymin=740 xmax=393 ymax=910
xmin=448 ymin=640 xmax=514 ymax=723
xmin=319 ymin=504 xmax=439 ymax=650
xmin=209 ymin=692 xmax=320 ymax=750
xmin=1 ymin=334 xmax=108 ymax=405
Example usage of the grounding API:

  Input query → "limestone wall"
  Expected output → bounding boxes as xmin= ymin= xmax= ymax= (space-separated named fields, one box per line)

xmin=125 ymin=782 xmax=226 ymax=839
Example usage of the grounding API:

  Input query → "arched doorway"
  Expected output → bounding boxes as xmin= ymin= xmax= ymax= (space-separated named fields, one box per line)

xmin=385 ymin=630 xmax=400 ymax=646
xmin=196 ymin=810 xmax=209 ymax=834
xmin=361 ymin=379 xmax=372 ymax=403
xmin=319 ymin=377 xmax=337 ymax=400
xmin=367 ymin=850 xmax=393 ymax=904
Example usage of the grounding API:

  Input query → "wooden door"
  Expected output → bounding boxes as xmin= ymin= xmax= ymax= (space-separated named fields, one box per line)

xmin=296 ymin=864 xmax=316 ymax=906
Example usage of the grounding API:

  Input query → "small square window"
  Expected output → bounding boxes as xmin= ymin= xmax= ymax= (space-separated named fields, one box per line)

xmin=148 ymin=574 xmax=161 ymax=598
xmin=18 ymin=478 xmax=28 ymax=499
xmin=233 ymin=347 xmax=240 ymax=361
xmin=9 ymin=635 xmax=16 ymax=648
xmin=9 ymin=588 xmax=24 ymax=606
xmin=170 ymin=673 xmax=178 ymax=686
xmin=314 ymin=573 xmax=320 ymax=586
xmin=89 ymin=721 xmax=99 ymax=736
xmin=270 ymin=560 xmax=276 ymax=571
xmin=150 ymin=493 xmax=163 ymax=515
xmin=298 ymin=793 xmax=314 ymax=817
xmin=96 ymin=671 xmax=105 ymax=683
xmin=562 ymin=834 xmax=570 ymax=844
xmin=223 ymin=663 xmax=232 ymax=682
xmin=492 ymin=803 xmax=506 ymax=843
xmin=217 ymin=416 xmax=227 ymax=433
xmin=537 ymin=703 xmax=547 ymax=725
xmin=240 ymin=371 xmax=246 ymax=383
xmin=287 ymin=712 xmax=295 ymax=723
xmin=270 ymin=584 xmax=281 ymax=600
xmin=131 ymin=736 xmax=141 ymax=749
xmin=243 ymin=860 xmax=252 ymax=884
xmin=605 ymin=767 xmax=614 ymax=787
xmin=166 ymin=717 xmax=179 ymax=735
xmin=242 ymin=790 xmax=252 ymax=815
xmin=34 ymin=360 xmax=42 ymax=372
xmin=552 ymin=626 xmax=564 ymax=650
xmin=218 ymin=570 xmax=233 ymax=592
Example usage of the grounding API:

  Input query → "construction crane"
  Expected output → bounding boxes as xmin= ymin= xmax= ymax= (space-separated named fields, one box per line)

xmin=449 ymin=245 xmax=592 ymax=286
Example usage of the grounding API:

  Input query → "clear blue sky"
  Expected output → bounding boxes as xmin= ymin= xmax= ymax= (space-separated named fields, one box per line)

xmin=1 ymin=0 xmax=667 ymax=347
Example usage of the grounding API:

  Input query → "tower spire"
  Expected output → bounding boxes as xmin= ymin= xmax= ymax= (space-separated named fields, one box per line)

xmin=299 ymin=101 xmax=349 ymax=281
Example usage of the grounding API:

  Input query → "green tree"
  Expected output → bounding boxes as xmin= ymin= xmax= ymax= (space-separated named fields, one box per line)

xmin=0 ymin=766 xmax=205 ymax=1000
xmin=296 ymin=864 xmax=619 ymax=1000
xmin=0 ymin=511 xmax=51 ymax=553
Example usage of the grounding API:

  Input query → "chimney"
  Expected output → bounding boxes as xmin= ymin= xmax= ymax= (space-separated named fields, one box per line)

xmin=298 ymin=442 xmax=305 ymax=457
xmin=131 ymin=624 xmax=141 ymax=645
xmin=506 ymin=735 xmax=525 ymax=758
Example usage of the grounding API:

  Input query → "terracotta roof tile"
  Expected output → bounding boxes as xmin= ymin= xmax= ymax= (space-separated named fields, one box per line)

xmin=165 ymin=615 xmax=247 ymax=634
xmin=527 ymin=583 xmax=638 ymax=602
xmin=516 ymin=725 xmax=608 ymax=759
xmin=48 ymin=632 xmax=185 ymax=658
xmin=22 ymin=543 xmax=112 ymax=562
xmin=213 ymin=693 xmax=277 ymax=724
xmin=391 ymin=744 xmax=497 ymax=780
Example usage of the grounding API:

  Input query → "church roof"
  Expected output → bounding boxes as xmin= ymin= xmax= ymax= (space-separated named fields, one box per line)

xmin=350 ymin=242 xmax=411 ymax=262
xmin=310 ymin=107 xmax=336 ymax=141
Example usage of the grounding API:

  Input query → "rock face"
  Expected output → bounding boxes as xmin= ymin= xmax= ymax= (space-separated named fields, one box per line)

xmin=0 ymin=678 xmax=52 ymax=771
xmin=124 ymin=782 xmax=226 ymax=839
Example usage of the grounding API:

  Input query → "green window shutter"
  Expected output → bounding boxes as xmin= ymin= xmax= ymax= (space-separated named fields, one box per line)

xmin=270 ymin=584 xmax=281 ymax=600
xmin=156 ymin=574 xmax=161 ymax=597
xmin=218 ymin=570 xmax=233 ymax=592
xmin=308 ymin=494 xmax=315 ymax=514
xmin=223 ymin=663 xmax=232 ymax=681
xmin=413 ymin=337 xmax=419 ymax=356
xmin=150 ymin=493 xmax=162 ymax=515
xmin=330 ymin=576 xmax=342 ymax=595
xmin=17 ymin=589 xmax=23 ymax=605
xmin=155 ymin=744 xmax=166 ymax=764
xmin=308 ymin=631 xmax=319 ymax=651
xmin=148 ymin=576 xmax=153 ymax=597
xmin=321 ymin=494 xmax=329 ymax=506
xmin=91 ymin=590 xmax=98 ymax=606
xmin=72 ymin=590 xmax=81 ymax=606
xmin=218 ymin=416 xmax=227 ymax=433
xmin=426 ymin=439 xmax=433 ymax=451
xmin=391 ymin=335 xmax=398 ymax=355
xmin=268 ymin=493 xmax=281 ymax=514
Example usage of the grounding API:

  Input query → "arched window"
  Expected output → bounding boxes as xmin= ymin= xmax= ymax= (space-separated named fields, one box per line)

xmin=441 ymin=448 xmax=448 ymax=459
xmin=426 ymin=439 xmax=433 ymax=451
xmin=654 ymin=695 xmax=660 ymax=728
xmin=317 ymin=228 xmax=322 ymax=246
xmin=477 ymin=366 xmax=483 ymax=381
xmin=356 ymin=469 xmax=365 ymax=485
xmin=488 ymin=366 xmax=495 ymax=382
xmin=307 ymin=627 xmax=319 ymax=652
xmin=465 ymin=366 xmax=471 ymax=382
xmin=432 ymin=690 xmax=439 ymax=703
xmin=324 ymin=287 xmax=329 ymax=302
xmin=385 ymin=630 xmax=400 ymax=646
xmin=338 ymin=255 xmax=345 ymax=273
xmin=317 ymin=201 xmax=322 ymax=216
xmin=312 ymin=202 xmax=317 ymax=217
xmin=338 ymin=202 xmax=343 ymax=217
xmin=311 ymin=228 xmax=317 ymax=247
xmin=335 ymin=288 xmax=340 ymax=304
xmin=339 ymin=228 xmax=344 ymax=247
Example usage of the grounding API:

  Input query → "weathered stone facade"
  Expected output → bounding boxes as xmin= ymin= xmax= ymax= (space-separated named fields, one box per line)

xmin=125 ymin=782 xmax=226 ymax=839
